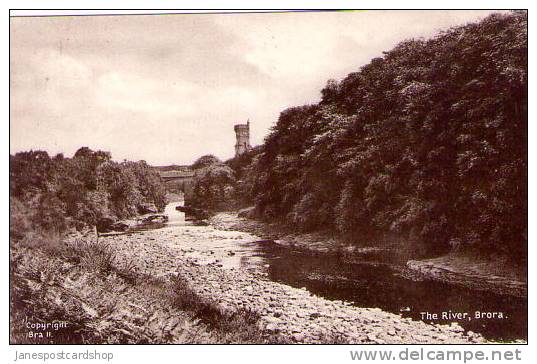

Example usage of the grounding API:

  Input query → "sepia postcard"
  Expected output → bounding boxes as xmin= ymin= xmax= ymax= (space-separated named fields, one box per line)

xmin=9 ymin=9 xmax=527 ymax=348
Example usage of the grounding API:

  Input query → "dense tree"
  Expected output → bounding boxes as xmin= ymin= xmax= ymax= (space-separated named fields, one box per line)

xmin=190 ymin=159 xmax=236 ymax=211
xmin=191 ymin=155 xmax=222 ymax=170
xmin=9 ymin=147 xmax=167 ymax=237
xmin=10 ymin=151 xmax=56 ymax=198
xmin=234 ymin=12 xmax=526 ymax=258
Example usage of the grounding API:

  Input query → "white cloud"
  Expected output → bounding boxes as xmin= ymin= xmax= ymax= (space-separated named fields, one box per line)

xmin=10 ymin=10 xmax=503 ymax=165
xmin=95 ymin=72 xmax=199 ymax=116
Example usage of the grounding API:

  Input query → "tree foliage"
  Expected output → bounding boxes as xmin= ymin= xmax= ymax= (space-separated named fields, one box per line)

xmin=189 ymin=156 xmax=236 ymax=211
xmin=239 ymin=12 xmax=527 ymax=257
xmin=191 ymin=155 xmax=222 ymax=170
xmin=10 ymin=147 xmax=167 ymax=235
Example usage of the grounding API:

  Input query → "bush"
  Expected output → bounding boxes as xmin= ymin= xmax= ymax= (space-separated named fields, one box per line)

xmin=189 ymin=162 xmax=236 ymax=211
xmin=10 ymin=147 xmax=168 ymax=234
xmin=242 ymin=12 xmax=527 ymax=258
xmin=64 ymin=239 xmax=116 ymax=274
xmin=9 ymin=198 xmax=32 ymax=241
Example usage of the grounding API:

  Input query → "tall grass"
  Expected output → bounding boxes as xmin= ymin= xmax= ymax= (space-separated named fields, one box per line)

xmin=11 ymin=227 xmax=286 ymax=343
xmin=17 ymin=230 xmax=115 ymax=275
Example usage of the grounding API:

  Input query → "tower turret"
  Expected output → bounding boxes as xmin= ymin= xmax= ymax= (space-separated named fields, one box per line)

xmin=234 ymin=120 xmax=251 ymax=157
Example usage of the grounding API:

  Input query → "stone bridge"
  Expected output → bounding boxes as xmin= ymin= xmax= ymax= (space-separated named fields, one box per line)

xmin=159 ymin=169 xmax=194 ymax=195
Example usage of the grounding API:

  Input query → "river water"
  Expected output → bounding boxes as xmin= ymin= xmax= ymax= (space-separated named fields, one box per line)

xmin=143 ymin=201 xmax=527 ymax=342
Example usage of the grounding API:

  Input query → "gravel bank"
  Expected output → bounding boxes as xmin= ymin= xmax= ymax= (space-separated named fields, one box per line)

xmin=407 ymin=256 xmax=527 ymax=298
xmin=210 ymin=212 xmax=527 ymax=299
xmin=106 ymin=223 xmax=487 ymax=344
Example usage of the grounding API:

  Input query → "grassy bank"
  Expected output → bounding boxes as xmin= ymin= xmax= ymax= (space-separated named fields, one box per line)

xmin=10 ymin=231 xmax=286 ymax=344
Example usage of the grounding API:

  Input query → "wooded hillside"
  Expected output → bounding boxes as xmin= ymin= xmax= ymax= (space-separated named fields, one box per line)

xmin=240 ymin=12 xmax=527 ymax=258
xmin=10 ymin=147 xmax=167 ymax=238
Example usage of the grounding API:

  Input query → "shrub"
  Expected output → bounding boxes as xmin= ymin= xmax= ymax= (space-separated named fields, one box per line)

xmin=9 ymin=197 xmax=32 ymax=241
xmin=243 ymin=12 xmax=527 ymax=258
xmin=190 ymin=163 xmax=236 ymax=211
xmin=63 ymin=239 xmax=116 ymax=274
xmin=10 ymin=147 xmax=168 ymax=234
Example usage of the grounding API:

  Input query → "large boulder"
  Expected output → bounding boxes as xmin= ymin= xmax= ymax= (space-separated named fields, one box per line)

xmin=188 ymin=207 xmax=209 ymax=220
xmin=138 ymin=203 xmax=158 ymax=214
xmin=141 ymin=214 xmax=169 ymax=224
xmin=110 ymin=222 xmax=129 ymax=231
xmin=238 ymin=206 xmax=256 ymax=219
xmin=177 ymin=205 xmax=209 ymax=220
xmin=96 ymin=217 xmax=130 ymax=233
xmin=96 ymin=217 xmax=116 ymax=233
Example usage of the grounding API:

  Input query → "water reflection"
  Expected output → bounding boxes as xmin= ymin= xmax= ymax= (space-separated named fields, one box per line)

xmin=139 ymin=202 xmax=527 ymax=341
xmin=253 ymin=242 xmax=527 ymax=341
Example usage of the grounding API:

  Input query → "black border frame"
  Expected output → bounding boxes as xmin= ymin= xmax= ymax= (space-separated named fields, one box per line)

xmin=8 ymin=8 xmax=529 ymax=346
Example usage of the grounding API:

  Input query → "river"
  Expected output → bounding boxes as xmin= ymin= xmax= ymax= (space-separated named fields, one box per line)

xmin=137 ymin=201 xmax=527 ymax=342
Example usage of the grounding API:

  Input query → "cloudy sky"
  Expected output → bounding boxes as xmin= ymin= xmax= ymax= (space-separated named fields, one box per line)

xmin=10 ymin=10 xmax=500 ymax=165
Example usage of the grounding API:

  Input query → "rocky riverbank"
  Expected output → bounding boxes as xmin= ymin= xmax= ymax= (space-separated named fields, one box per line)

xmin=407 ymin=255 xmax=527 ymax=298
xmin=10 ymin=228 xmax=277 ymax=344
xmin=103 ymin=221 xmax=487 ymax=344
xmin=210 ymin=211 xmax=527 ymax=299
xmin=209 ymin=211 xmax=375 ymax=257
xmin=15 ymin=209 xmax=527 ymax=343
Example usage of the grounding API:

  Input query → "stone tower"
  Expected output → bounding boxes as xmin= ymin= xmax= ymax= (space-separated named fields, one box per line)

xmin=234 ymin=120 xmax=251 ymax=157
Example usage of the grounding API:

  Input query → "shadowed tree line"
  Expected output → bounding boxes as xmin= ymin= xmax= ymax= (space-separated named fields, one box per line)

xmin=216 ymin=12 xmax=526 ymax=259
xmin=187 ymin=155 xmax=237 ymax=211
xmin=10 ymin=147 xmax=167 ymax=238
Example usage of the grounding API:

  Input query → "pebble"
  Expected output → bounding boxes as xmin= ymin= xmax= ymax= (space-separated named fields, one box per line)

xmin=101 ymin=222 xmax=489 ymax=344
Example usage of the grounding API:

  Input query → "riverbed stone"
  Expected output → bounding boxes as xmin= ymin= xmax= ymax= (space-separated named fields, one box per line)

xmin=97 ymin=214 xmax=492 ymax=344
